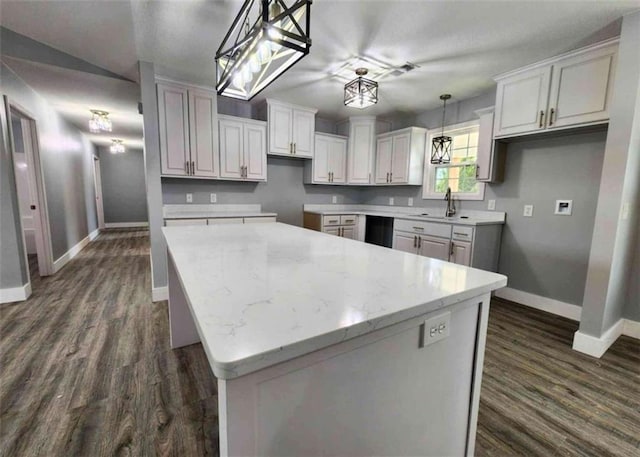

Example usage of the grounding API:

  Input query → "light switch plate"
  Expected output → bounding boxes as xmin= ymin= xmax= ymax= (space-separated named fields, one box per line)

xmin=488 ymin=199 xmax=496 ymax=210
xmin=408 ymin=197 xmax=414 ymax=207
xmin=422 ymin=312 xmax=451 ymax=347
xmin=332 ymin=195 xmax=338 ymax=204
xmin=523 ymin=204 xmax=533 ymax=217
xmin=210 ymin=193 xmax=217 ymax=203
xmin=389 ymin=197 xmax=395 ymax=206
xmin=186 ymin=193 xmax=193 ymax=203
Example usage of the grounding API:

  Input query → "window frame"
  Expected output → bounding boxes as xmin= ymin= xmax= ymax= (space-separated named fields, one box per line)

xmin=422 ymin=120 xmax=486 ymax=201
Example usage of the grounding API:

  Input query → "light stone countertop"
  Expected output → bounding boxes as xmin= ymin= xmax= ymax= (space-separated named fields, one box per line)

xmin=163 ymin=223 xmax=507 ymax=379
xmin=163 ymin=203 xmax=277 ymax=220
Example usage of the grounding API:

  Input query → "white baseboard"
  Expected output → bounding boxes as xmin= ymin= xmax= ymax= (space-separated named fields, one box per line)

xmin=105 ymin=222 xmax=149 ymax=228
xmin=0 ymin=282 xmax=32 ymax=304
xmin=152 ymin=286 xmax=168 ymax=302
xmin=88 ymin=228 xmax=100 ymax=240
xmin=623 ymin=319 xmax=640 ymax=339
xmin=494 ymin=287 xmax=582 ymax=321
xmin=573 ymin=320 xmax=624 ymax=358
xmin=53 ymin=232 xmax=93 ymax=273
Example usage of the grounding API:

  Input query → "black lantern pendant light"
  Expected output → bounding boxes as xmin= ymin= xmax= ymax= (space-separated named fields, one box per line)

xmin=431 ymin=94 xmax=452 ymax=164
xmin=344 ymin=68 xmax=378 ymax=109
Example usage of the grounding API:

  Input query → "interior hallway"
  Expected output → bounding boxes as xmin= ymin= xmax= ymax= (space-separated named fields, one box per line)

xmin=0 ymin=230 xmax=638 ymax=456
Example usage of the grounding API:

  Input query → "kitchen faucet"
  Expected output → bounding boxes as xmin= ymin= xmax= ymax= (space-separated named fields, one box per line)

xmin=444 ymin=187 xmax=456 ymax=217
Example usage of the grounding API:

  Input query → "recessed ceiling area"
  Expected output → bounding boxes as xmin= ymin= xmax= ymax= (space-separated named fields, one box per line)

xmin=1 ymin=0 xmax=639 ymax=121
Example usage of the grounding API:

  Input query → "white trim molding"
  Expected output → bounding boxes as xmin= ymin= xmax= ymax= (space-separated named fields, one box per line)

xmin=573 ymin=320 xmax=624 ymax=358
xmin=0 ymin=282 xmax=32 ymax=304
xmin=88 ymin=228 xmax=100 ymax=241
xmin=105 ymin=222 xmax=149 ymax=228
xmin=152 ymin=286 xmax=168 ymax=302
xmin=494 ymin=287 xmax=582 ymax=321
xmin=623 ymin=319 xmax=640 ymax=339
xmin=53 ymin=231 xmax=94 ymax=273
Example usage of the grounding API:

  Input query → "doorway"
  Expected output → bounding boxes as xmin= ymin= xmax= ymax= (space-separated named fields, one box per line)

xmin=6 ymin=98 xmax=54 ymax=279
xmin=93 ymin=156 xmax=105 ymax=230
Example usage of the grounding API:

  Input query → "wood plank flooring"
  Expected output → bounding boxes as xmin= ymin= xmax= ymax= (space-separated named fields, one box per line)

xmin=1 ymin=229 xmax=638 ymax=456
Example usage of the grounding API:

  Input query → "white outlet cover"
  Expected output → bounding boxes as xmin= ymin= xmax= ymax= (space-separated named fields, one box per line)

xmin=523 ymin=204 xmax=533 ymax=217
xmin=554 ymin=199 xmax=573 ymax=216
xmin=210 ymin=193 xmax=217 ymax=203
xmin=408 ymin=197 xmax=414 ymax=206
xmin=186 ymin=193 xmax=193 ymax=203
xmin=488 ymin=199 xmax=496 ymax=210
xmin=422 ymin=311 xmax=451 ymax=347
xmin=389 ymin=197 xmax=395 ymax=206
xmin=332 ymin=195 xmax=338 ymax=204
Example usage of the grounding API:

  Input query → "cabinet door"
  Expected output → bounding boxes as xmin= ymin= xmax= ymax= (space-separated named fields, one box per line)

xmin=292 ymin=109 xmax=315 ymax=158
xmin=188 ymin=89 xmax=218 ymax=177
xmin=450 ymin=240 xmax=472 ymax=266
xmin=475 ymin=109 xmax=495 ymax=181
xmin=269 ymin=104 xmax=293 ymax=155
xmin=547 ymin=45 xmax=617 ymax=129
xmin=348 ymin=121 xmax=375 ymax=184
xmin=494 ymin=66 xmax=551 ymax=137
xmin=328 ymin=137 xmax=348 ymax=183
xmin=313 ymin=135 xmax=330 ymax=183
xmin=324 ymin=227 xmax=341 ymax=237
xmin=219 ymin=118 xmax=244 ymax=179
xmin=393 ymin=232 xmax=418 ymax=254
xmin=375 ymin=136 xmax=393 ymax=183
xmin=157 ymin=83 xmax=190 ymax=175
xmin=390 ymin=132 xmax=411 ymax=183
xmin=341 ymin=226 xmax=357 ymax=240
xmin=244 ymin=123 xmax=267 ymax=181
xmin=419 ymin=235 xmax=451 ymax=261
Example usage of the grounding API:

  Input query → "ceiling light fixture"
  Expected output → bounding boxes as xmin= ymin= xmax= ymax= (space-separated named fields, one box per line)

xmin=344 ymin=68 xmax=378 ymax=109
xmin=215 ymin=0 xmax=312 ymax=101
xmin=110 ymin=139 xmax=125 ymax=154
xmin=431 ymin=94 xmax=452 ymax=164
xmin=89 ymin=110 xmax=112 ymax=133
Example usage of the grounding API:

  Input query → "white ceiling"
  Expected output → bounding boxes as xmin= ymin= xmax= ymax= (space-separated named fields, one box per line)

xmin=2 ymin=0 xmax=640 ymax=123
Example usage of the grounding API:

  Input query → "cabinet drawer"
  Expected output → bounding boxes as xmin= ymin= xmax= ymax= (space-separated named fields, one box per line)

xmin=244 ymin=216 xmax=277 ymax=223
xmin=323 ymin=215 xmax=342 ymax=226
xmin=452 ymin=226 xmax=474 ymax=241
xmin=208 ymin=218 xmax=244 ymax=225
xmin=394 ymin=219 xmax=451 ymax=239
xmin=165 ymin=218 xmax=207 ymax=226
xmin=340 ymin=215 xmax=357 ymax=226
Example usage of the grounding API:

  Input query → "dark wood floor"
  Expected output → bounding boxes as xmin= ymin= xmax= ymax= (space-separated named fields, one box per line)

xmin=1 ymin=230 xmax=638 ymax=456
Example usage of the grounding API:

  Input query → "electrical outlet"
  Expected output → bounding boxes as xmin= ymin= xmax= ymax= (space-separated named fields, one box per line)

xmin=621 ymin=202 xmax=630 ymax=220
xmin=523 ymin=204 xmax=534 ymax=217
xmin=186 ymin=193 xmax=193 ymax=203
xmin=210 ymin=193 xmax=217 ymax=203
xmin=408 ymin=197 xmax=414 ymax=207
xmin=389 ymin=197 xmax=395 ymax=206
xmin=422 ymin=312 xmax=451 ymax=347
xmin=332 ymin=195 xmax=338 ymax=204
xmin=488 ymin=199 xmax=496 ymax=210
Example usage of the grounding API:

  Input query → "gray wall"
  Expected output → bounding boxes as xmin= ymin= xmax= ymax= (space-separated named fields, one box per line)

xmin=625 ymin=226 xmax=640 ymax=321
xmin=1 ymin=63 xmax=98 ymax=263
xmin=98 ymin=147 xmax=148 ymax=224
xmin=162 ymin=156 xmax=363 ymax=227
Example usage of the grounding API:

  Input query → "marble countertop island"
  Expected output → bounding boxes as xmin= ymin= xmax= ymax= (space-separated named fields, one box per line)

xmin=163 ymin=223 xmax=507 ymax=379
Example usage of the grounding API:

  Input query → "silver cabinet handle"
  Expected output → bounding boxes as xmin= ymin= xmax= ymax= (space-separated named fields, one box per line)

xmin=413 ymin=235 xmax=417 ymax=248
xmin=185 ymin=160 xmax=189 ymax=174
xmin=386 ymin=172 xmax=389 ymax=183
xmin=450 ymin=242 xmax=455 ymax=257
xmin=549 ymin=108 xmax=555 ymax=126
xmin=539 ymin=110 xmax=544 ymax=128
xmin=476 ymin=165 xmax=479 ymax=179
xmin=412 ymin=226 xmax=424 ymax=231
xmin=191 ymin=161 xmax=195 ymax=175
xmin=294 ymin=143 xmax=297 ymax=154
xmin=418 ymin=236 xmax=422 ymax=248
xmin=390 ymin=172 xmax=392 ymax=182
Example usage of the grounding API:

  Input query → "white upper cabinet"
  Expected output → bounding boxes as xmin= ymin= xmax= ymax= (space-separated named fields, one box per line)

xmin=219 ymin=115 xmax=267 ymax=182
xmin=474 ymin=107 xmax=505 ymax=183
xmin=346 ymin=116 xmax=377 ymax=185
xmin=494 ymin=39 xmax=618 ymax=139
xmin=375 ymin=127 xmax=426 ymax=185
xmin=157 ymin=81 xmax=219 ymax=178
xmin=305 ymin=133 xmax=347 ymax=184
xmin=266 ymin=99 xmax=317 ymax=158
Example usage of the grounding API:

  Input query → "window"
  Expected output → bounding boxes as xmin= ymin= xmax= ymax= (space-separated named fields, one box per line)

xmin=422 ymin=121 xmax=485 ymax=200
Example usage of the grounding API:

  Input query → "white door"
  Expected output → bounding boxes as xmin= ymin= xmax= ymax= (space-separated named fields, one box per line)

xmin=450 ymin=240 xmax=472 ymax=266
xmin=157 ymin=83 xmax=190 ymax=175
xmin=475 ymin=110 xmax=495 ymax=181
xmin=219 ymin=118 xmax=244 ymax=179
xmin=393 ymin=232 xmax=418 ymax=254
xmin=348 ymin=121 xmax=375 ymax=184
xmin=375 ymin=136 xmax=393 ymax=183
xmin=269 ymin=104 xmax=293 ymax=155
xmin=390 ymin=132 xmax=411 ymax=183
xmin=93 ymin=157 xmax=105 ymax=230
xmin=188 ymin=89 xmax=218 ymax=177
xmin=494 ymin=66 xmax=552 ymax=137
xmin=419 ymin=235 xmax=451 ymax=261
xmin=292 ymin=109 xmax=315 ymax=158
xmin=313 ymin=135 xmax=330 ymax=183
xmin=328 ymin=138 xmax=347 ymax=183
xmin=244 ymin=123 xmax=267 ymax=181
xmin=547 ymin=45 xmax=617 ymax=129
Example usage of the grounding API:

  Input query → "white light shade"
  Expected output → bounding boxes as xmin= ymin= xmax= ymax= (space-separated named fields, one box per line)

xmin=89 ymin=110 xmax=112 ymax=133
xmin=110 ymin=139 xmax=125 ymax=154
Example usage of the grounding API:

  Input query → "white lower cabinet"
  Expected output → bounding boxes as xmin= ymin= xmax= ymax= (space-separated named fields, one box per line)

xmin=419 ymin=235 xmax=451 ymax=261
xmin=219 ymin=115 xmax=267 ymax=182
xmin=166 ymin=216 xmax=276 ymax=226
xmin=450 ymin=240 xmax=472 ymax=266
xmin=303 ymin=213 xmax=360 ymax=240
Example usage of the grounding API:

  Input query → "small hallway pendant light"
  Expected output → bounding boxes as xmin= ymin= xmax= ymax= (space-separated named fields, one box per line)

xmin=344 ymin=68 xmax=378 ymax=109
xmin=431 ymin=94 xmax=452 ymax=164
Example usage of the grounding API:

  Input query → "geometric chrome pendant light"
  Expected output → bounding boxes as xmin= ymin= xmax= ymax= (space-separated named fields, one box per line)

xmin=430 ymin=94 xmax=452 ymax=164
xmin=215 ymin=0 xmax=312 ymax=101
xmin=344 ymin=68 xmax=378 ymax=109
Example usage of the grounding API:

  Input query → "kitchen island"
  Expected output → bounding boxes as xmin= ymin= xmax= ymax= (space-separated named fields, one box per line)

xmin=163 ymin=223 xmax=507 ymax=457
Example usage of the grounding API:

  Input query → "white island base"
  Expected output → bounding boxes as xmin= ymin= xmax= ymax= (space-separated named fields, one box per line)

xmin=169 ymin=253 xmax=490 ymax=456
